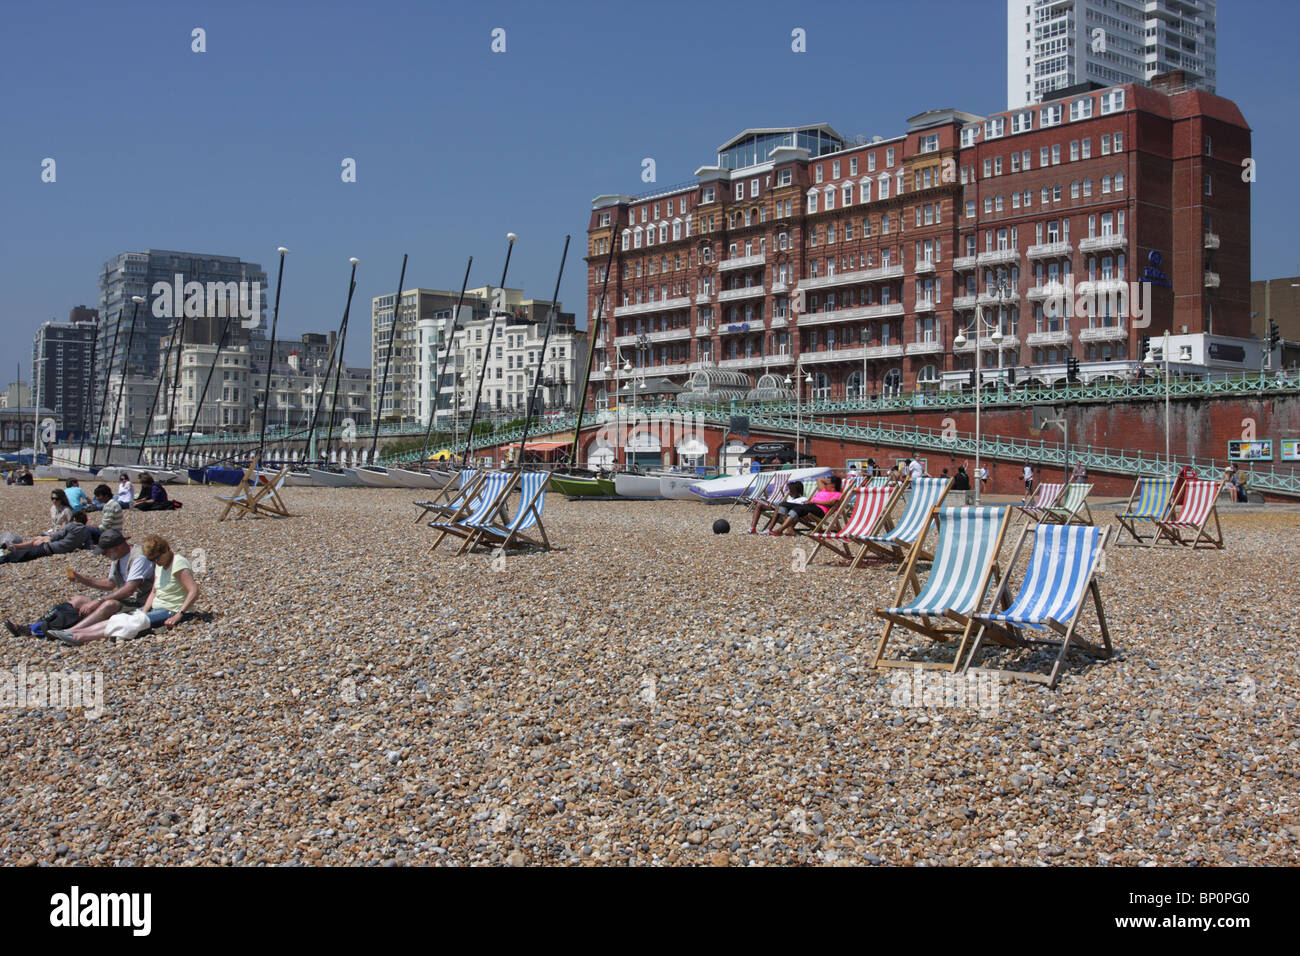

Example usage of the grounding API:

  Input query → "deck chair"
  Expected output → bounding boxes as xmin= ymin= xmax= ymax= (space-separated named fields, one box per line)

xmin=867 ymin=475 xmax=892 ymax=489
xmin=1016 ymin=482 xmax=1064 ymax=524
xmin=749 ymin=474 xmax=791 ymax=532
xmin=414 ymin=470 xmax=486 ymax=524
xmin=806 ymin=483 xmax=902 ymax=564
xmin=1043 ymin=482 xmax=1093 ymax=526
xmin=872 ymin=506 xmax=1013 ymax=673
xmin=458 ymin=471 xmax=551 ymax=554
xmin=429 ymin=471 xmax=518 ymax=552
xmin=214 ymin=459 xmax=259 ymax=519
xmin=967 ymin=524 xmax=1112 ymax=688
xmin=732 ymin=472 xmax=776 ymax=511
xmin=1114 ymin=475 xmax=1176 ymax=547
xmin=218 ymin=464 xmax=292 ymax=520
xmin=806 ymin=475 xmax=863 ymax=535
xmin=854 ymin=476 xmax=953 ymax=570
xmin=1154 ymin=479 xmax=1224 ymax=549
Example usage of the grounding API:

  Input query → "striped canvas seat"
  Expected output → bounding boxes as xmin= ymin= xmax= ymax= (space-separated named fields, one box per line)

xmin=761 ymin=474 xmax=790 ymax=505
xmin=805 ymin=485 xmax=896 ymax=565
xmin=1044 ymin=482 xmax=1093 ymax=526
xmin=414 ymin=469 xmax=479 ymax=522
xmin=855 ymin=476 xmax=952 ymax=567
xmin=867 ymin=476 xmax=892 ymax=489
xmin=430 ymin=472 xmax=516 ymax=551
xmin=969 ymin=524 xmax=1113 ymax=688
xmin=1154 ymin=478 xmax=1224 ymax=549
xmin=804 ymin=474 xmax=863 ymax=535
xmin=459 ymin=472 xmax=552 ymax=554
xmin=873 ymin=507 xmax=1012 ymax=673
xmin=1114 ymin=476 xmax=1175 ymax=546
xmin=1017 ymin=482 xmax=1064 ymax=523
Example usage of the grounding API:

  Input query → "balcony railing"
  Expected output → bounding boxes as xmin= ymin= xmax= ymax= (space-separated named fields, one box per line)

xmin=905 ymin=340 xmax=944 ymax=356
xmin=952 ymin=256 xmax=977 ymax=271
xmin=914 ymin=298 xmax=938 ymax=313
xmin=976 ymin=248 xmax=1020 ymax=266
xmin=863 ymin=344 xmax=905 ymax=359
xmin=695 ymin=324 xmax=712 ymax=336
xmin=718 ymin=253 xmax=766 ymax=271
xmin=614 ymin=295 xmax=692 ymax=317
xmin=802 ymin=347 xmax=867 ymax=364
xmin=1079 ymin=233 xmax=1126 ymax=252
xmin=913 ymin=259 xmax=937 ymax=275
xmin=954 ymin=334 xmax=1019 ymax=351
xmin=1027 ymin=240 xmax=1073 ymax=259
xmin=1079 ymin=323 xmax=1127 ymax=342
xmin=1204 ymin=271 xmax=1220 ymax=289
xmin=1026 ymin=330 xmax=1072 ymax=347
xmin=798 ymin=264 xmax=905 ymax=291
xmin=695 ymin=293 xmax=713 ymax=304
xmin=978 ymin=289 xmax=1021 ymax=306
xmin=796 ymin=302 xmax=905 ymax=327
xmin=1204 ymin=232 xmax=1220 ymax=250
xmin=952 ymin=294 xmax=977 ymax=310
xmin=1026 ymin=282 xmax=1068 ymax=301
xmin=717 ymin=286 xmax=766 ymax=302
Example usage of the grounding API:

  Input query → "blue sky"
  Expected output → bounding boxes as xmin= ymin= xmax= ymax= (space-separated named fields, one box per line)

xmin=1 ymin=0 xmax=1296 ymax=380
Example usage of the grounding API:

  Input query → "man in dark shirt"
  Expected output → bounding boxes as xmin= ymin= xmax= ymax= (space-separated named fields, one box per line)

xmin=0 ymin=512 xmax=94 ymax=563
xmin=134 ymin=475 xmax=171 ymax=511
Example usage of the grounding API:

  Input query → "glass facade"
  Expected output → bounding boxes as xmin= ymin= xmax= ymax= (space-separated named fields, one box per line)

xmin=719 ymin=128 xmax=844 ymax=170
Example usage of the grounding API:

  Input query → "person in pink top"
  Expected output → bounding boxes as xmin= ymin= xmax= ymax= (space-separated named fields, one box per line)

xmin=772 ymin=475 xmax=842 ymax=535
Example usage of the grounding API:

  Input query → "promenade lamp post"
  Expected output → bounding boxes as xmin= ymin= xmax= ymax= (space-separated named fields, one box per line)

xmin=603 ymin=360 xmax=615 ymax=470
xmin=953 ymin=278 xmax=1010 ymax=504
xmin=785 ymin=367 xmax=813 ymax=467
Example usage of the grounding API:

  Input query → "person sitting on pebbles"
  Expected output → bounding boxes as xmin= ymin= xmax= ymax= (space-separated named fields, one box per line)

xmin=3 ymin=529 xmax=154 ymax=638
xmin=48 ymin=534 xmax=199 ymax=646
xmin=0 ymin=511 xmax=95 ymax=563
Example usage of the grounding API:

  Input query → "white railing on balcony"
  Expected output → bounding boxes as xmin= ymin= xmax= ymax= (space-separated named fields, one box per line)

xmin=914 ymin=298 xmax=937 ymax=313
xmin=695 ymin=293 xmax=713 ymax=305
xmin=1075 ymin=278 xmax=1127 ymax=296
xmin=718 ymin=253 xmax=766 ymax=271
xmin=1026 ymin=282 xmax=1068 ymax=301
xmin=952 ymin=256 xmax=977 ymax=271
xmin=695 ymin=323 xmax=712 ymax=336
xmin=795 ymin=302 xmax=905 ymax=327
xmin=802 ymin=347 xmax=867 ymax=364
xmin=1204 ymin=232 xmax=1220 ymax=250
xmin=913 ymin=259 xmax=937 ymax=275
xmin=769 ymin=316 xmax=787 ymax=328
xmin=863 ymin=344 xmax=905 ymax=360
xmin=1204 ymin=271 xmax=1220 ymax=288
xmin=952 ymin=294 xmax=977 ymax=310
xmin=798 ymin=264 xmax=905 ymax=291
xmin=718 ymin=321 xmax=762 ymax=335
xmin=645 ymin=327 xmax=692 ymax=343
xmin=719 ymin=356 xmax=766 ymax=369
xmin=1079 ymin=323 xmax=1127 ymax=342
xmin=978 ymin=289 xmax=1021 ymax=305
xmin=905 ymin=339 xmax=944 ymax=356
xmin=1026 ymin=329 xmax=1072 ymax=347
xmin=976 ymin=248 xmax=1020 ymax=266
xmin=1027 ymin=240 xmax=1072 ymax=259
xmin=717 ymin=286 xmax=766 ymax=302
xmin=1079 ymin=233 xmax=1126 ymax=252
xmin=614 ymin=295 xmax=692 ymax=317
xmin=954 ymin=334 xmax=1020 ymax=351
xmin=771 ymin=281 xmax=788 ymax=294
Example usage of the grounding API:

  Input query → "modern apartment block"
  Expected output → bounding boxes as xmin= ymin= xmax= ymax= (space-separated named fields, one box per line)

xmin=372 ymin=286 xmax=580 ymax=425
xmin=96 ymin=249 xmax=268 ymax=405
xmin=32 ymin=308 xmax=98 ymax=438
xmin=583 ymin=73 xmax=1248 ymax=406
xmin=1008 ymin=0 xmax=1216 ymax=109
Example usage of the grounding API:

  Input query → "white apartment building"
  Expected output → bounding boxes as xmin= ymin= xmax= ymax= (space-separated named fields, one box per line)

xmin=414 ymin=310 xmax=586 ymax=425
xmin=1007 ymin=0 xmax=1216 ymax=109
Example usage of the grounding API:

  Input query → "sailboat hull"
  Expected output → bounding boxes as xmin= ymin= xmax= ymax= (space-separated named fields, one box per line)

xmin=308 ymin=468 xmax=362 ymax=487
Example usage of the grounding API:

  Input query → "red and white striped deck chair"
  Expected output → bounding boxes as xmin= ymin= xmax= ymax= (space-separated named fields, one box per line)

xmin=1015 ymin=482 xmax=1064 ymax=524
xmin=1154 ymin=478 xmax=1224 ymax=549
xmin=805 ymin=474 xmax=865 ymax=535
xmin=806 ymin=483 xmax=901 ymax=564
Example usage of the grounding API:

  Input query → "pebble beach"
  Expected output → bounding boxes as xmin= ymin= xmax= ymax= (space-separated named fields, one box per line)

xmin=0 ymin=482 xmax=1296 ymax=866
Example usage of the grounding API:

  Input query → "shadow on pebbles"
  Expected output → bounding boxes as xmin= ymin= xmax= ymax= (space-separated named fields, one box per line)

xmin=0 ymin=483 xmax=1296 ymax=866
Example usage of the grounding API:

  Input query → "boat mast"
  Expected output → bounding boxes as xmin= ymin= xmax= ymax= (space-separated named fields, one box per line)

xmin=136 ymin=314 xmax=182 ymax=464
xmin=180 ymin=307 xmax=235 ymax=465
xmin=103 ymin=296 xmax=145 ymax=468
xmin=322 ymin=258 xmax=360 ymax=465
xmin=518 ymin=235 xmax=570 ymax=469
xmin=570 ymin=214 xmax=620 ymax=467
xmin=463 ymin=234 xmax=517 ymax=466
xmin=90 ymin=304 xmax=127 ymax=466
xmin=369 ymin=254 xmax=408 ymax=464
xmin=420 ymin=257 xmax=473 ymax=463
xmin=256 ymin=247 xmax=291 ymax=466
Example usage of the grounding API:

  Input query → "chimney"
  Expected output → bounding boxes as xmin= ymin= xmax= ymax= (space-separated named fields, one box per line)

xmin=1151 ymin=70 xmax=1189 ymax=95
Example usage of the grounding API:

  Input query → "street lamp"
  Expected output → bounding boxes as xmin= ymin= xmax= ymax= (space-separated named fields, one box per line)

xmin=953 ymin=278 xmax=1010 ymax=503
xmin=786 ymin=368 xmax=814 ymax=467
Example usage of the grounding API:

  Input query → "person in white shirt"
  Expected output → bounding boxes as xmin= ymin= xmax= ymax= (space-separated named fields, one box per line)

xmin=116 ymin=475 xmax=135 ymax=509
xmin=1022 ymin=463 xmax=1036 ymax=503
xmin=907 ymin=458 xmax=925 ymax=481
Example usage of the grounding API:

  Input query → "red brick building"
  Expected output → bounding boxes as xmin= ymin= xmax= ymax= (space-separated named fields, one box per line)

xmin=583 ymin=72 xmax=1250 ymax=407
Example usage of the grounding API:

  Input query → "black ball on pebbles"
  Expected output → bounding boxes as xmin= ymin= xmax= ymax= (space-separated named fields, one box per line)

xmin=712 ymin=519 xmax=730 ymax=535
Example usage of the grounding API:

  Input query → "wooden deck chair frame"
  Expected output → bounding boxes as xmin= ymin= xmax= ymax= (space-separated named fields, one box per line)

xmin=728 ymin=471 xmax=773 ymax=512
xmin=1153 ymin=478 xmax=1224 ymax=549
xmin=805 ymin=475 xmax=864 ymax=536
xmin=1043 ymin=482 xmax=1094 ymax=526
xmin=806 ymin=481 xmax=905 ymax=565
xmin=1114 ymin=475 xmax=1176 ymax=547
xmin=414 ymin=470 xmax=486 ymax=524
xmin=459 ymin=471 xmax=552 ymax=554
xmin=1014 ymin=481 xmax=1065 ymax=525
xmin=217 ymin=462 xmax=293 ymax=521
xmin=852 ymin=476 xmax=953 ymax=570
xmin=750 ymin=474 xmax=792 ymax=532
xmin=216 ymin=458 xmax=260 ymax=522
xmin=967 ymin=525 xmax=1112 ymax=689
xmin=430 ymin=471 xmax=519 ymax=552
xmin=872 ymin=506 xmax=1014 ymax=674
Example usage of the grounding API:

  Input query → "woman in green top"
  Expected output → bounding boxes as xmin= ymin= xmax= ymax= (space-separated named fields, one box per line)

xmin=140 ymin=534 xmax=201 ymax=628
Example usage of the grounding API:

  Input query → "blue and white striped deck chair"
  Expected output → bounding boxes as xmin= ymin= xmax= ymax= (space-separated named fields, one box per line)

xmin=731 ymin=471 xmax=776 ymax=512
xmin=429 ymin=471 xmax=517 ymax=552
xmin=867 ymin=475 xmax=892 ymax=489
xmin=968 ymin=524 xmax=1113 ymax=688
xmin=413 ymin=469 xmax=483 ymax=523
xmin=458 ymin=471 xmax=551 ymax=554
xmin=853 ymin=476 xmax=952 ymax=570
xmin=1114 ymin=475 xmax=1175 ymax=547
xmin=872 ymin=507 xmax=1013 ymax=673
